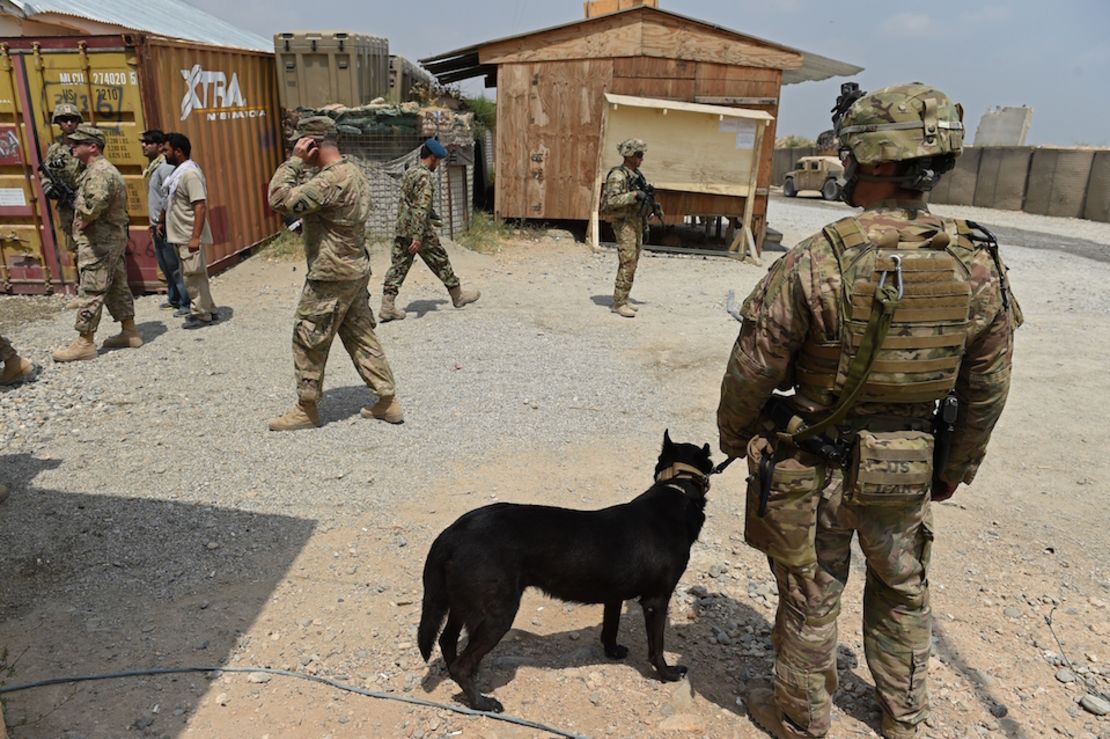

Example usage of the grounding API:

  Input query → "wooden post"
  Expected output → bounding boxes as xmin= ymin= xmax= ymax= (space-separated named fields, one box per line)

xmin=738 ymin=119 xmax=767 ymax=261
xmin=589 ymin=101 xmax=612 ymax=250
xmin=445 ymin=164 xmax=455 ymax=240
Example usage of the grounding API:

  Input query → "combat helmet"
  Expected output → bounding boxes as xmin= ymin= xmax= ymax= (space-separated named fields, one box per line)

xmin=51 ymin=102 xmax=83 ymax=123
xmin=831 ymin=82 xmax=964 ymax=202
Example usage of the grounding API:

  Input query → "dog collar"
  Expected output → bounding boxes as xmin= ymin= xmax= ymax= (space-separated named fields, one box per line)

xmin=656 ymin=463 xmax=711 ymax=494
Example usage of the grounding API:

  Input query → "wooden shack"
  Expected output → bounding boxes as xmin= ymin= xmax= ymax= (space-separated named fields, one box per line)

xmin=421 ymin=6 xmax=860 ymax=250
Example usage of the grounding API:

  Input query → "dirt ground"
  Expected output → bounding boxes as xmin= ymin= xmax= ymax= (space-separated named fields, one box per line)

xmin=1 ymin=198 xmax=1109 ymax=739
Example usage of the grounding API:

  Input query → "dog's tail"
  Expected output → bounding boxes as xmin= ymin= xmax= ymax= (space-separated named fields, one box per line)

xmin=417 ymin=535 xmax=451 ymax=662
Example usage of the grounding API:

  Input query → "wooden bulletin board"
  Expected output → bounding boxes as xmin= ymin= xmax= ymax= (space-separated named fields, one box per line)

xmin=590 ymin=93 xmax=773 ymax=257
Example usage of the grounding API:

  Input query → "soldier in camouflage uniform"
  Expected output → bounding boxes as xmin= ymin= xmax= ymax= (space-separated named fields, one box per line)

xmin=267 ymin=116 xmax=402 ymax=431
xmin=52 ymin=125 xmax=141 ymax=363
xmin=379 ymin=138 xmax=479 ymax=322
xmin=1 ymin=335 xmax=37 ymax=385
xmin=600 ymin=138 xmax=662 ymax=318
xmin=40 ymin=103 xmax=85 ymax=264
xmin=717 ymin=84 xmax=1021 ymax=738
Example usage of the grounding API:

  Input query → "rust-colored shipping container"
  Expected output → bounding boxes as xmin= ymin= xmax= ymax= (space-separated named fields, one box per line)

xmin=0 ymin=34 xmax=282 ymax=295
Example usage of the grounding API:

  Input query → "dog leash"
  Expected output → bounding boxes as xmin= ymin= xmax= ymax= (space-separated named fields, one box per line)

xmin=711 ymin=456 xmax=738 ymax=475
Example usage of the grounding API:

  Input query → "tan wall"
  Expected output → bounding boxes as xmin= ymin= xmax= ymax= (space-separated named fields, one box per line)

xmin=773 ymin=145 xmax=1110 ymax=223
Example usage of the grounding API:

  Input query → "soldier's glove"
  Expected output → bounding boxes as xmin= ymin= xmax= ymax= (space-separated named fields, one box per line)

xmin=634 ymin=190 xmax=646 ymax=202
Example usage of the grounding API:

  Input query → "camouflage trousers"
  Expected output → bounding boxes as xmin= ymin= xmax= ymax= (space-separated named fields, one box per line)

xmin=612 ymin=217 xmax=643 ymax=307
xmin=292 ymin=276 xmax=396 ymax=404
xmin=769 ymin=476 xmax=932 ymax=738
xmin=382 ymin=234 xmax=460 ymax=296
xmin=0 ymin=335 xmax=14 ymax=363
xmin=73 ymin=242 xmax=134 ymax=335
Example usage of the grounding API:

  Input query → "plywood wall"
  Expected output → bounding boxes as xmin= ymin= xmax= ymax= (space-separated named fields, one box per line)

xmin=493 ymin=56 xmax=780 ymax=246
xmin=495 ymin=59 xmax=615 ymax=220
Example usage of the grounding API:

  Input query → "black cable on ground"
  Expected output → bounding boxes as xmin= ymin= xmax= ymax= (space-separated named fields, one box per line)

xmin=0 ymin=665 xmax=586 ymax=739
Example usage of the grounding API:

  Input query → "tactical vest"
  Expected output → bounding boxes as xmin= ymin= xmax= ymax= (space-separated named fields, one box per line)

xmin=796 ymin=216 xmax=976 ymax=410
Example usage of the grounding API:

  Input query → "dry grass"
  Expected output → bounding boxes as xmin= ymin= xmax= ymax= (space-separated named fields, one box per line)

xmin=457 ymin=212 xmax=511 ymax=255
xmin=261 ymin=230 xmax=304 ymax=261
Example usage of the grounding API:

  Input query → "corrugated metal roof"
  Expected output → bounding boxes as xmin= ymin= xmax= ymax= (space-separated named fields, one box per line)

xmin=3 ymin=0 xmax=270 ymax=51
xmin=420 ymin=6 xmax=861 ymax=86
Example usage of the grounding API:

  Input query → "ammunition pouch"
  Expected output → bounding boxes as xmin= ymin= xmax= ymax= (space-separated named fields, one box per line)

xmin=744 ymin=435 xmax=828 ymax=569
xmin=846 ymin=430 xmax=934 ymax=506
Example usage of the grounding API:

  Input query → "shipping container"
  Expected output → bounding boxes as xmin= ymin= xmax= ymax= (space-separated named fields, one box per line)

xmin=275 ymin=31 xmax=389 ymax=110
xmin=387 ymin=55 xmax=433 ymax=103
xmin=0 ymin=34 xmax=282 ymax=295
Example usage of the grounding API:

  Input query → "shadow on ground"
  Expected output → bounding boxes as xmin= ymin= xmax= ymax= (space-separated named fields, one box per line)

xmin=401 ymin=299 xmax=449 ymax=318
xmin=318 ymin=384 xmax=384 ymax=425
xmin=417 ymin=590 xmax=883 ymax=735
xmin=0 ymin=452 xmax=316 ymax=738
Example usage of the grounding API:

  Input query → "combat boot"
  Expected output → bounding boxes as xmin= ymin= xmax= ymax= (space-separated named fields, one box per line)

xmin=448 ymin=285 xmax=480 ymax=308
xmin=379 ymin=294 xmax=406 ymax=322
xmin=268 ymin=401 xmax=321 ymax=431
xmin=101 ymin=319 xmax=144 ymax=349
xmin=0 ymin=356 xmax=36 ymax=385
xmin=611 ymin=303 xmax=636 ymax=318
xmin=52 ymin=334 xmax=97 ymax=363
xmin=746 ymin=684 xmax=808 ymax=738
xmin=361 ymin=395 xmax=404 ymax=424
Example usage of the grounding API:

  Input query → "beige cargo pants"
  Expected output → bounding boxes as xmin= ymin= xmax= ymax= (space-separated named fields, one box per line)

xmin=291 ymin=276 xmax=396 ymax=404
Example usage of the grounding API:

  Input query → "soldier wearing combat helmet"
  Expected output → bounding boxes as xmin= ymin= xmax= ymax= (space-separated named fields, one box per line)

xmin=41 ymin=102 xmax=86 ymax=261
xmin=267 ymin=116 xmax=403 ymax=431
xmin=52 ymin=125 xmax=141 ymax=362
xmin=718 ymin=83 xmax=1021 ymax=738
xmin=600 ymin=138 xmax=662 ymax=318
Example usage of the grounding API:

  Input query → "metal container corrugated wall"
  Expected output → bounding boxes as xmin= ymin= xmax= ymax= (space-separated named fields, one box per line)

xmin=0 ymin=34 xmax=281 ymax=295
xmin=0 ymin=36 xmax=154 ymax=293
xmin=139 ymin=37 xmax=282 ymax=271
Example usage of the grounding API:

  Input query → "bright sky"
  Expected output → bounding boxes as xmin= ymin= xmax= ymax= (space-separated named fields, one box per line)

xmin=192 ymin=0 xmax=1110 ymax=146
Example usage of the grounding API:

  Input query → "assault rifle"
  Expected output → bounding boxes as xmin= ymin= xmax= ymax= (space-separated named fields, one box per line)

xmin=831 ymin=81 xmax=866 ymax=130
xmin=755 ymin=394 xmax=850 ymax=517
xmin=38 ymin=161 xmax=76 ymax=208
xmin=630 ymin=170 xmax=664 ymax=236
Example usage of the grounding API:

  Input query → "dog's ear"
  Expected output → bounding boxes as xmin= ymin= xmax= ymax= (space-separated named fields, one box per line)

xmin=702 ymin=443 xmax=711 ymax=457
xmin=663 ymin=429 xmax=673 ymax=450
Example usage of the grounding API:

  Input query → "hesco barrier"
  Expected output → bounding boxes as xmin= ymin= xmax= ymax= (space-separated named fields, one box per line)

xmin=1086 ymin=152 xmax=1110 ymax=223
xmin=1025 ymin=148 xmax=1095 ymax=218
xmin=771 ymin=145 xmax=1110 ymax=223
xmin=0 ymin=34 xmax=282 ymax=295
xmin=930 ymin=146 xmax=980 ymax=206
xmin=974 ymin=147 xmax=1030 ymax=211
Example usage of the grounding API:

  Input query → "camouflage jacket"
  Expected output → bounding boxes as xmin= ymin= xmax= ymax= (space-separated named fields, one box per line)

xmin=395 ymin=163 xmax=441 ymax=241
xmin=717 ymin=200 xmax=1020 ymax=485
xmin=268 ymin=156 xmax=372 ymax=281
xmin=42 ymin=139 xmax=85 ymax=210
xmin=601 ymin=165 xmax=647 ymax=222
xmin=73 ymin=156 xmax=129 ymax=250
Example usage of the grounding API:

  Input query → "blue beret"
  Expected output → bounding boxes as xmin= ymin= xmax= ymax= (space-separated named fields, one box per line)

xmin=424 ymin=138 xmax=449 ymax=159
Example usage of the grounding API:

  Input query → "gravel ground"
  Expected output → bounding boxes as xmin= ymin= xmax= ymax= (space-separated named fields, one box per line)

xmin=2 ymin=201 xmax=1110 ymax=738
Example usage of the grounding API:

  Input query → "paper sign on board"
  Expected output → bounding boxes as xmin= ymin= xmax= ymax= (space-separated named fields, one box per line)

xmin=0 ymin=187 xmax=27 ymax=207
xmin=719 ymin=118 xmax=756 ymax=149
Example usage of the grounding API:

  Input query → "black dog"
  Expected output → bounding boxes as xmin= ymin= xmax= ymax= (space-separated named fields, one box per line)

xmin=417 ymin=431 xmax=713 ymax=712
